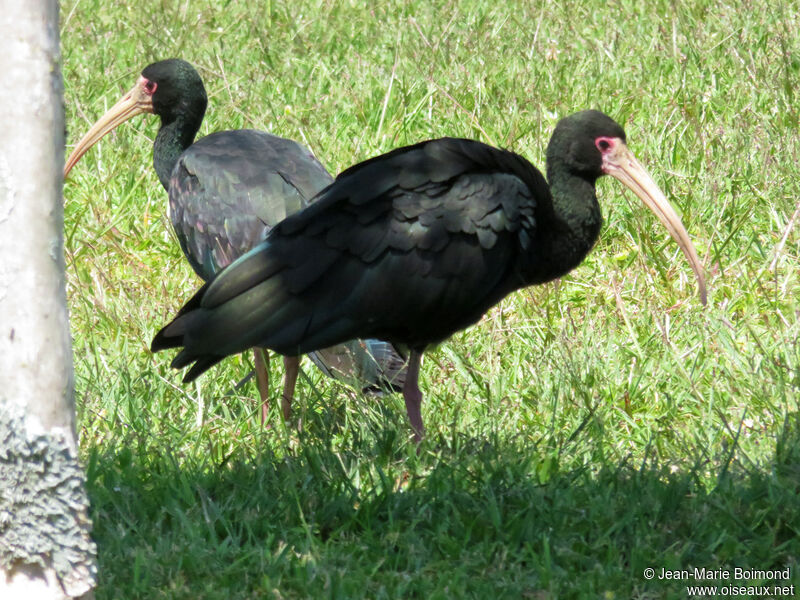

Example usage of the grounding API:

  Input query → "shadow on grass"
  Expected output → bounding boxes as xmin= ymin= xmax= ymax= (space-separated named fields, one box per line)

xmin=85 ymin=408 xmax=800 ymax=599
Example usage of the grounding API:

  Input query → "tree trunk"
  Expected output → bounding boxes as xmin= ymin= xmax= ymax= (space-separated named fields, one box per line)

xmin=0 ymin=1 xmax=97 ymax=598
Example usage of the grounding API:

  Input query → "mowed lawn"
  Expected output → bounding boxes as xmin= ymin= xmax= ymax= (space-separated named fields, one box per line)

xmin=61 ymin=0 xmax=798 ymax=597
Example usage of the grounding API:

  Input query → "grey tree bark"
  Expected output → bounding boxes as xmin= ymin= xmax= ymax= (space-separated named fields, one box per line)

xmin=0 ymin=1 xmax=97 ymax=598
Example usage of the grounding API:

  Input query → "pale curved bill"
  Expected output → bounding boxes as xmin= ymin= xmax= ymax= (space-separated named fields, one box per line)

xmin=603 ymin=142 xmax=707 ymax=305
xmin=63 ymin=80 xmax=153 ymax=177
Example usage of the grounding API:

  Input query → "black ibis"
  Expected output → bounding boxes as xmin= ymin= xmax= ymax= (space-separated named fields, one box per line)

xmin=64 ymin=58 xmax=406 ymax=422
xmin=151 ymin=110 xmax=707 ymax=441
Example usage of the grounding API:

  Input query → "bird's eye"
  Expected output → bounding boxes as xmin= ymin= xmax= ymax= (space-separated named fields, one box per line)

xmin=144 ymin=80 xmax=157 ymax=95
xmin=595 ymin=137 xmax=614 ymax=153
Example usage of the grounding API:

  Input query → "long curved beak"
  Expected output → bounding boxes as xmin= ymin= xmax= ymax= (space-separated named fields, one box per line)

xmin=603 ymin=141 xmax=707 ymax=305
xmin=64 ymin=77 xmax=154 ymax=177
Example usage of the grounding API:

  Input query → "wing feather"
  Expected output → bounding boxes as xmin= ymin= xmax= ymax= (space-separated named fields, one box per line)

xmin=168 ymin=129 xmax=333 ymax=280
xmin=155 ymin=137 xmax=547 ymax=377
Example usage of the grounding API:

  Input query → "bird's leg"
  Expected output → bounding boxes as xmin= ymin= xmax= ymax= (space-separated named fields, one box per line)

xmin=402 ymin=350 xmax=424 ymax=442
xmin=254 ymin=347 xmax=270 ymax=425
xmin=281 ymin=356 xmax=300 ymax=421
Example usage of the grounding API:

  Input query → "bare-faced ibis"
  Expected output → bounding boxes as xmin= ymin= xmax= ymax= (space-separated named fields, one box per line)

xmin=64 ymin=58 xmax=406 ymax=422
xmin=152 ymin=110 xmax=707 ymax=441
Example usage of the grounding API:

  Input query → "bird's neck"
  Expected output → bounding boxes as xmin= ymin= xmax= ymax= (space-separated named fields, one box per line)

xmin=153 ymin=117 xmax=199 ymax=190
xmin=526 ymin=167 xmax=603 ymax=283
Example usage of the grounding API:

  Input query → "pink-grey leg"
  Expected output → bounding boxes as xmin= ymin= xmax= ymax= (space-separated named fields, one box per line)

xmin=253 ymin=347 xmax=270 ymax=425
xmin=402 ymin=350 xmax=424 ymax=442
xmin=282 ymin=355 xmax=300 ymax=421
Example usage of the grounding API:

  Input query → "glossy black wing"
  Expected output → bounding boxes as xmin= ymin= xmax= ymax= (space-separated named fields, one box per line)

xmin=153 ymin=137 xmax=548 ymax=380
xmin=168 ymin=129 xmax=333 ymax=280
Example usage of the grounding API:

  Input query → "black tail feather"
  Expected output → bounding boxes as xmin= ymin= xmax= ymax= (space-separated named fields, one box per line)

xmin=151 ymin=325 xmax=183 ymax=352
xmin=182 ymin=355 xmax=226 ymax=382
xmin=151 ymin=281 xmax=211 ymax=352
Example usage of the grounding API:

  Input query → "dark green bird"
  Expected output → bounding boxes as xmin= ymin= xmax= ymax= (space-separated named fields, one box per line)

xmin=151 ymin=110 xmax=707 ymax=441
xmin=64 ymin=59 xmax=407 ymax=422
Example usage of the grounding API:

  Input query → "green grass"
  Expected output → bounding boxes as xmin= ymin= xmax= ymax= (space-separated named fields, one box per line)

xmin=61 ymin=0 xmax=799 ymax=597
